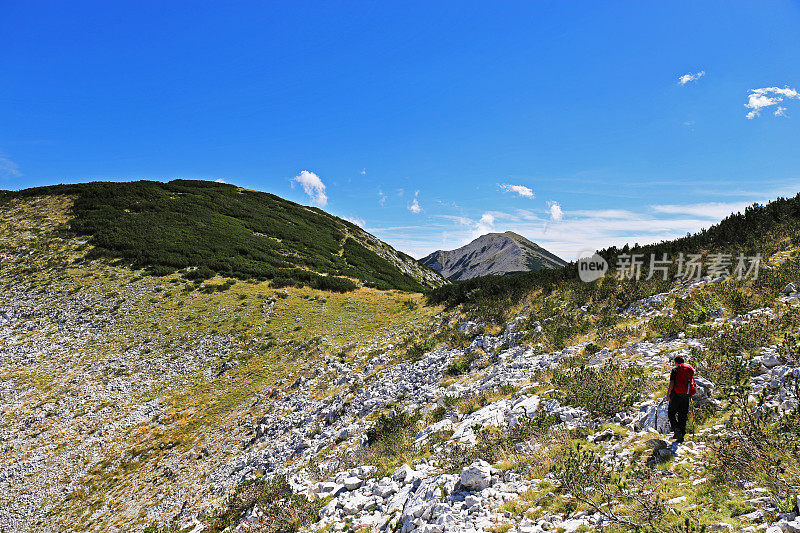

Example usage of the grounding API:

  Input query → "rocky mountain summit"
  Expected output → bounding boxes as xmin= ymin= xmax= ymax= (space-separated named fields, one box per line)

xmin=421 ymin=232 xmax=566 ymax=280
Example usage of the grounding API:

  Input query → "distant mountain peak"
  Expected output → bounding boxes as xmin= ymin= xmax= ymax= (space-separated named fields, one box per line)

xmin=420 ymin=232 xmax=566 ymax=280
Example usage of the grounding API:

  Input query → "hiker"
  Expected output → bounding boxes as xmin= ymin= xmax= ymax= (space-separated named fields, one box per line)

xmin=667 ymin=355 xmax=695 ymax=443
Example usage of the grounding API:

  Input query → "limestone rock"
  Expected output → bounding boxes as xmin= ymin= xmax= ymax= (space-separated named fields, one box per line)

xmin=460 ymin=460 xmax=492 ymax=491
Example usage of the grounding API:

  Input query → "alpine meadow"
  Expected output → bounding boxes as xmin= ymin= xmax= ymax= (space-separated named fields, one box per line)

xmin=2 ymin=2 xmax=800 ymax=533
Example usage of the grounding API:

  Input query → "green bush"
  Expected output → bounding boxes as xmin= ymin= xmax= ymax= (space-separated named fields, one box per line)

xmin=145 ymin=264 xmax=176 ymax=276
xmin=204 ymin=474 xmax=325 ymax=533
xmin=649 ymin=315 xmax=684 ymax=338
xmin=403 ymin=338 xmax=436 ymax=362
xmin=310 ymin=274 xmax=357 ymax=293
xmin=583 ymin=343 xmax=601 ymax=355
xmin=551 ymin=362 xmax=647 ymax=417
xmin=366 ymin=410 xmax=419 ymax=446
xmin=184 ymin=265 xmax=215 ymax=280
xmin=675 ymin=291 xmax=719 ymax=324
xmin=446 ymin=352 xmax=478 ymax=376
xmin=550 ymin=444 xmax=667 ymax=530
xmin=692 ymin=319 xmax=773 ymax=397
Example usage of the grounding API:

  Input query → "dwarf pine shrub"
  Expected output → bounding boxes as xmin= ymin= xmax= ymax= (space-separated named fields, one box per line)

xmin=446 ymin=352 xmax=478 ymax=376
xmin=551 ymin=362 xmax=647 ymax=417
xmin=204 ymin=474 xmax=325 ymax=533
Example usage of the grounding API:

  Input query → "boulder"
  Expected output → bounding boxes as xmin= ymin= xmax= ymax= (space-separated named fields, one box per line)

xmin=451 ymin=400 xmax=509 ymax=444
xmin=458 ymin=320 xmax=481 ymax=333
xmin=341 ymin=493 xmax=371 ymax=515
xmin=781 ymin=282 xmax=796 ymax=296
xmin=318 ymin=498 xmax=339 ymax=519
xmin=373 ymin=479 xmax=399 ymax=498
xmin=632 ymin=400 xmax=671 ymax=434
xmin=343 ymin=476 xmax=363 ymax=491
xmin=694 ymin=376 xmax=714 ymax=399
xmin=506 ymin=396 xmax=540 ymax=428
xmin=392 ymin=464 xmax=423 ymax=485
xmin=460 ymin=460 xmax=492 ymax=491
xmin=314 ymin=482 xmax=345 ymax=498
xmin=762 ymin=353 xmax=782 ymax=368
xmin=589 ymin=428 xmax=615 ymax=444
xmin=782 ymin=518 xmax=800 ymax=533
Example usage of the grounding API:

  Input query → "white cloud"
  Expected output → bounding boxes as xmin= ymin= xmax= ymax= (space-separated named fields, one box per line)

xmin=472 ymin=213 xmax=495 ymax=238
xmin=0 ymin=152 xmax=21 ymax=178
xmin=745 ymin=86 xmax=799 ymax=119
xmin=214 ymin=178 xmax=227 ymax=183
xmin=360 ymin=168 xmax=366 ymax=175
xmin=378 ymin=190 xmax=387 ymax=207
xmin=651 ymin=201 xmax=753 ymax=219
xmin=569 ymin=209 xmax=637 ymax=219
xmin=435 ymin=215 xmax=473 ymax=226
xmin=291 ymin=170 xmax=328 ymax=207
xmin=408 ymin=190 xmax=423 ymax=214
xmin=547 ymin=201 xmax=563 ymax=222
xmin=344 ymin=215 xmax=365 ymax=227
xmin=499 ymin=183 xmax=535 ymax=198
xmin=678 ymin=70 xmax=705 ymax=85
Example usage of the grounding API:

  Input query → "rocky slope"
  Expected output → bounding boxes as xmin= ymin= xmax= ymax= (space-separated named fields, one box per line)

xmin=2 ymin=193 xmax=800 ymax=533
xmin=210 ymin=271 xmax=800 ymax=533
xmin=421 ymin=232 xmax=566 ymax=280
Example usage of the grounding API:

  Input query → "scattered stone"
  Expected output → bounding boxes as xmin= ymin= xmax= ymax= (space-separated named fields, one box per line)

xmin=343 ymin=476 xmax=363 ymax=491
xmin=460 ymin=460 xmax=492 ymax=491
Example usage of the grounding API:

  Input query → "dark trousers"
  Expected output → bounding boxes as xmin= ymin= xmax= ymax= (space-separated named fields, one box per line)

xmin=668 ymin=392 xmax=691 ymax=436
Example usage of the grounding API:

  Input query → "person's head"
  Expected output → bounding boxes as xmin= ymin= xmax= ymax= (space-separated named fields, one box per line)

xmin=674 ymin=356 xmax=685 ymax=366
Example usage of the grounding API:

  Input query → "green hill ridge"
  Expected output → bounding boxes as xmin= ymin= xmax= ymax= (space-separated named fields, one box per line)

xmin=0 ymin=179 xmax=446 ymax=292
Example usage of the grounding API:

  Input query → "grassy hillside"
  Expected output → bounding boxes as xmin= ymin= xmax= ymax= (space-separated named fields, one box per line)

xmin=0 ymin=179 xmax=445 ymax=292
xmin=3 ymin=189 xmax=799 ymax=533
xmin=0 ymin=194 xmax=446 ymax=531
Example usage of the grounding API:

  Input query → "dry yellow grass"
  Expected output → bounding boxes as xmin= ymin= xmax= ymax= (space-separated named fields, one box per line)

xmin=0 ymin=195 xmax=443 ymax=531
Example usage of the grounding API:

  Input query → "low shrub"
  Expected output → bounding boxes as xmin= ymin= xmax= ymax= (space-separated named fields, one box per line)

xmin=649 ymin=315 xmax=683 ymax=338
xmin=204 ymin=475 xmax=325 ymax=533
xmin=446 ymin=352 xmax=478 ymax=376
xmin=403 ymin=338 xmax=436 ymax=362
xmin=311 ymin=275 xmax=357 ymax=293
xmin=185 ymin=265 xmax=215 ymax=280
xmin=583 ymin=342 xmax=601 ymax=355
xmin=551 ymin=362 xmax=647 ymax=417
xmin=365 ymin=410 xmax=419 ymax=446
xmin=550 ymin=444 xmax=667 ymax=530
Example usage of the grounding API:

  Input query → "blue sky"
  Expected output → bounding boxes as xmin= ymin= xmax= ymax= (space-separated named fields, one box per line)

xmin=2 ymin=1 xmax=799 ymax=260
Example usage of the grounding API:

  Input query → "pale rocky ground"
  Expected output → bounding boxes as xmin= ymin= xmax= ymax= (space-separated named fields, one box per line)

xmin=1 ymin=196 xmax=800 ymax=532
xmin=222 ymin=304 xmax=799 ymax=533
